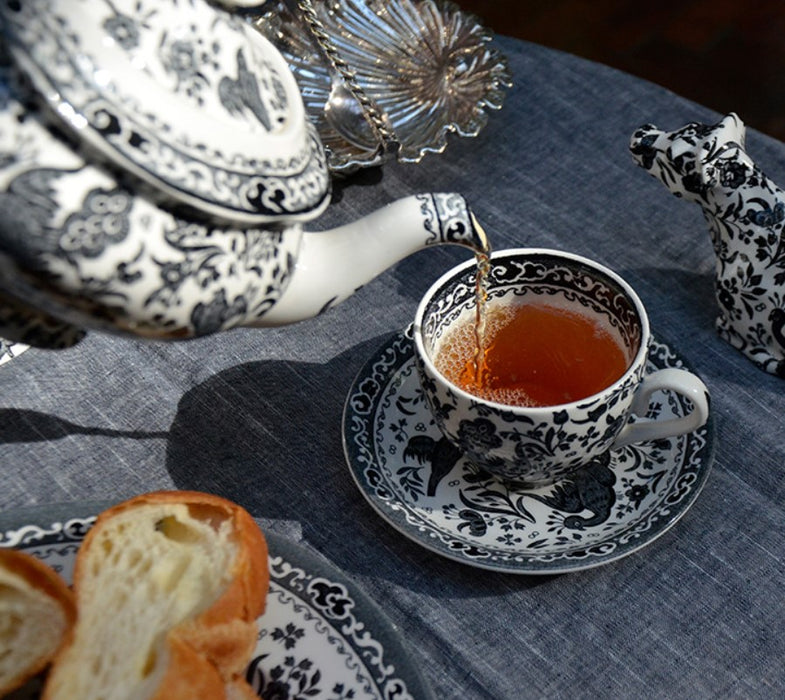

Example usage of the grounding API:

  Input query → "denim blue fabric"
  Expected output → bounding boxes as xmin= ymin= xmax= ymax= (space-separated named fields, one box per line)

xmin=2 ymin=37 xmax=784 ymax=699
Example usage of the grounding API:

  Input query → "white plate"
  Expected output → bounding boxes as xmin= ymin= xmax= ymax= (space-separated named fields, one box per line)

xmin=0 ymin=503 xmax=432 ymax=699
xmin=0 ymin=339 xmax=29 ymax=366
xmin=343 ymin=328 xmax=716 ymax=574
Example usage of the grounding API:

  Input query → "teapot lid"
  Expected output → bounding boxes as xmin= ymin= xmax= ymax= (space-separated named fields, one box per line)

xmin=0 ymin=0 xmax=331 ymax=225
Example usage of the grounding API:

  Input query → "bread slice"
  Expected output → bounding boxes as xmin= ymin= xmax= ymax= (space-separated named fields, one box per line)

xmin=43 ymin=491 xmax=269 ymax=700
xmin=0 ymin=548 xmax=76 ymax=696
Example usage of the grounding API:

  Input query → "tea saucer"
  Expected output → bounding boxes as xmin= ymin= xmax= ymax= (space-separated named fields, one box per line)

xmin=343 ymin=328 xmax=715 ymax=574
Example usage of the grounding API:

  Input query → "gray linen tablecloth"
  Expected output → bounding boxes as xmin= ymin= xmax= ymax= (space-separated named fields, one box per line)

xmin=2 ymin=36 xmax=784 ymax=698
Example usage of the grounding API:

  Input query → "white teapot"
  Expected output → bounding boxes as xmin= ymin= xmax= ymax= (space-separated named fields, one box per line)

xmin=0 ymin=0 xmax=487 ymax=346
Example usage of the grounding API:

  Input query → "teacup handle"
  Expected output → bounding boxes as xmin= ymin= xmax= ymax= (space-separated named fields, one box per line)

xmin=612 ymin=368 xmax=710 ymax=449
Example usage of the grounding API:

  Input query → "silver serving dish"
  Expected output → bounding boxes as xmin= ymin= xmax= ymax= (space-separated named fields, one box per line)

xmin=252 ymin=0 xmax=512 ymax=173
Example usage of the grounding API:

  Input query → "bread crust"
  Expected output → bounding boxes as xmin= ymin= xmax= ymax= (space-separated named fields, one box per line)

xmin=0 ymin=549 xmax=76 ymax=696
xmin=44 ymin=490 xmax=269 ymax=700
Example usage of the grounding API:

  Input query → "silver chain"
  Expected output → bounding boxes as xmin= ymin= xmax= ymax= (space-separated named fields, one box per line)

xmin=294 ymin=0 xmax=399 ymax=150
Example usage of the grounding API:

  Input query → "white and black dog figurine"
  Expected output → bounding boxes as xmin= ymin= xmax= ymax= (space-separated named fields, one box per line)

xmin=631 ymin=113 xmax=785 ymax=378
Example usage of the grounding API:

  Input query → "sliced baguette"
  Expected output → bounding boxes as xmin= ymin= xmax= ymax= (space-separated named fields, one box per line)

xmin=0 ymin=548 xmax=76 ymax=696
xmin=43 ymin=491 xmax=269 ymax=700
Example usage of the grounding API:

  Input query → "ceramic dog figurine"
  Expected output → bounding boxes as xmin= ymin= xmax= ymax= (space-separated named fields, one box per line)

xmin=631 ymin=113 xmax=785 ymax=377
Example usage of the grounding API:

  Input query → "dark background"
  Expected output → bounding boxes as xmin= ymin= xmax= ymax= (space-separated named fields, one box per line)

xmin=458 ymin=0 xmax=785 ymax=142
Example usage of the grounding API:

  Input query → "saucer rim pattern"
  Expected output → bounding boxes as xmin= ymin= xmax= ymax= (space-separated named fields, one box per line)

xmin=342 ymin=328 xmax=716 ymax=574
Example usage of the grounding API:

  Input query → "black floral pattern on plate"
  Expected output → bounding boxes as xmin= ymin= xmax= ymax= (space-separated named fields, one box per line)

xmin=0 ymin=506 xmax=432 ymax=699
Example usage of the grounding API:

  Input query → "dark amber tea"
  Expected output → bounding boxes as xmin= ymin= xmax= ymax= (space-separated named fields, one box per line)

xmin=434 ymin=299 xmax=630 ymax=407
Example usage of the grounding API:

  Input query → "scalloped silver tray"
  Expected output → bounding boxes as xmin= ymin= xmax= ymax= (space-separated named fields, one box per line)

xmin=252 ymin=0 xmax=512 ymax=173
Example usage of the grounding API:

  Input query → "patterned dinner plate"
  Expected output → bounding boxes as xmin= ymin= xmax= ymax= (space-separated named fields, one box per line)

xmin=343 ymin=328 xmax=716 ymax=574
xmin=0 ymin=503 xmax=432 ymax=700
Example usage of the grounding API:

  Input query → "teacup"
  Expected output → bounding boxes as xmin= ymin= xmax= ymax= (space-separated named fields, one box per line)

xmin=412 ymin=248 xmax=710 ymax=487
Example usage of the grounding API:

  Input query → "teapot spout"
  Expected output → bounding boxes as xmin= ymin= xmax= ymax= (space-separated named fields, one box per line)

xmin=260 ymin=193 xmax=488 ymax=325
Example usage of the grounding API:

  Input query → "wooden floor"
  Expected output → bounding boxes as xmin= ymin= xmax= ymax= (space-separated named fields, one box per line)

xmin=458 ymin=0 xmax=785 ymax=142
